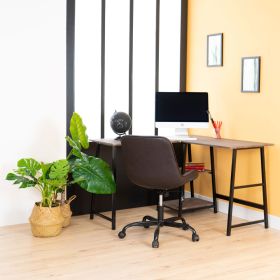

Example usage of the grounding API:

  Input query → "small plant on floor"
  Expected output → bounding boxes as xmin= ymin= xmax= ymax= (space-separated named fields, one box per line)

xmin=5 ymin=112 xmax=115 ymax=237
xmin=6 ymin=112 xmax=116 ymax=202
xmin=6 ymin=158 xmax=69 ymax=207
xmin=6 ymin=158 xmax=70 ymax=237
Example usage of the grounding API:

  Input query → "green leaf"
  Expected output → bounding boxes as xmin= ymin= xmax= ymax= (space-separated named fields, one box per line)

xmin=41 ymin=162 xmax=52 ymax=179
xmin=44 ymin=178 xmax=67 ymax=188
xmin=71 ymin=156 xmax=116 ymax=194
xmin=66 ymin=135 xmax=81 ymax=150
xmin=66 ymin=136 xmax=82 ymax=158
xmin=17 ymin=158 xmax=41 ymax=177
xmin=18 ymin=178 xmax=37 ymax=188
xmin=70 ymin=112 xmax=89 ymax=149
xmin=6 ymin=173 xmax=18 ymax=180
xmin=49 ymin=159 xmax=69 ymax=180
xmin=6 ymin=173 xmax=36 ymax=188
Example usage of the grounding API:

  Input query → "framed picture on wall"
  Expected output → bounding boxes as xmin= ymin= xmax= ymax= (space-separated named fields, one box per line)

xmin=207 ymin=33 xmax=223 ymax=67
xmin=241 ymin=56 xmax=260 ymax=93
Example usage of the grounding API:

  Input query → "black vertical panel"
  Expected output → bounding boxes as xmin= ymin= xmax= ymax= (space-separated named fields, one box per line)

xmin=66 ymin=0 xmax=75 ymax=152
xmin=101 ymin=0 xmax=106 ymax=138
xmin=180 ymin=0 xmax=188 ymax=91
xmin=155 ymin=0 xmax=160 ymax=136
xmin=155 ymin=0 xmax=160 ymax=93
xmin=128 ymin=0 xmax=134 ymax=134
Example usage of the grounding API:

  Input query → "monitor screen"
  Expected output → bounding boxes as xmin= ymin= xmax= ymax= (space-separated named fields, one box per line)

xmin=155 ymin=92 xmax=209 ymax=128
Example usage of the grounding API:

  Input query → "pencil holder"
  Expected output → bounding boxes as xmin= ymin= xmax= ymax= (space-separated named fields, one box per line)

xmin=213 ymin=121 xmax=222 ymax=139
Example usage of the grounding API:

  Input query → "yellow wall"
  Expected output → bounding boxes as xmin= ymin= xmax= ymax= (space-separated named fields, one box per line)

xmin=186 ymin=0 xmax=280 ymax=217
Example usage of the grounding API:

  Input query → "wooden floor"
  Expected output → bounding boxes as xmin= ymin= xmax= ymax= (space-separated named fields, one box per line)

xmin=1 ymin=206 xmax=280 ymax=280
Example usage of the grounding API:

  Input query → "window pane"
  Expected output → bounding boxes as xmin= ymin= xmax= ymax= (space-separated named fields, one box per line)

xmin=75 ymin=0 xmax=101 ymax=139
xmin=132 ymin=0 xmax=156 ymax=136
xmin=159 ymin=0 xmax=181 ymax=92
xmin=104 ymin=0 xmax=130 ymax=138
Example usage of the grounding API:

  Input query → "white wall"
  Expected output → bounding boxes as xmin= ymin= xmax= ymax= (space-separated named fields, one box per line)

xmin=0 ymin=0 xmax=66 ymax=226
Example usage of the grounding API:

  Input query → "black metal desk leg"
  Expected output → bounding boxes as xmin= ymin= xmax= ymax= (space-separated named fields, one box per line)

xmin=111 ymin=146 xmax=117 ymax=230
xmin=260 ymin=147 xmax=269 ymax=228
xmin=210 ymin=146 xmax=218 ymax=213
xmin=187 ymin=144 xmax=194 ymax=197
xmin=90 ymin=143 xmax=100 ymax=220
xmin=112 ymin=193 xmax=116 ymax=230
xmin=95 ymin=143 xmax=101 ymax=157
xmin=227 ymin=149 xmax=237 ymax=236
xmin=90 ymin=193 xmax=95 ymax=220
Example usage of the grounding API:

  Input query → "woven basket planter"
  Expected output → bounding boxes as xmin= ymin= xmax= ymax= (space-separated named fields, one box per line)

xmin=29 ymin=203 xmax=64 ymax=237
xmin=60 ymin=195 xmax=76 ymax=228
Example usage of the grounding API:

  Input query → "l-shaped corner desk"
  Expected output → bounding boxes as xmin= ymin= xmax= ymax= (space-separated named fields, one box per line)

xmin=69 ymin=135 xmax=273 ymax=236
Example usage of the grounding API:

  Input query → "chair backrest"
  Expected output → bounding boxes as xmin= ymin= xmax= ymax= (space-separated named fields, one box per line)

xmin=121 ymin=135 xmax=187 ymax=190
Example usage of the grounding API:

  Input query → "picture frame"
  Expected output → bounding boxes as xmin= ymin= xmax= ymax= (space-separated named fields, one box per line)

xmin=241 ymin=56 xmax=260 ymax=93
xmin=207 ymin=33 xmax=223 ymax=67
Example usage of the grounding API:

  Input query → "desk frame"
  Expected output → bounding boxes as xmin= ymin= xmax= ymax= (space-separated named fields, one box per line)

xmin=188 ymin=144 xmax=218 ymax=213
xmin=220 ymin=146 xmax=268 ymax=236
xmin=185 ymin=139 xmax=270 ymax=236
xmin=89 ymin=143 xmax=116 ymax=230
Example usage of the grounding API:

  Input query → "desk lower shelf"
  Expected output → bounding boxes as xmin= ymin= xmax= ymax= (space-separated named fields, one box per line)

xmin=164 ymin=197 xmax=214 ymax=212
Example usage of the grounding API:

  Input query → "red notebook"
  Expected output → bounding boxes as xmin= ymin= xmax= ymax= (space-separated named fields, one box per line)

xmin=185 ymin=162 xmax=205 ymax=172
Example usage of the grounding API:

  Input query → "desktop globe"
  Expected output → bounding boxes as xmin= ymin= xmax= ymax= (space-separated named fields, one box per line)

xmin=110 ymin=111 xmax=132 ymax=139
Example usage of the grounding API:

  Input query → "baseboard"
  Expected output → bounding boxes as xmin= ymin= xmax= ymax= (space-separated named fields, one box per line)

xmin=185 ymin=191 xmax=280 ymax=231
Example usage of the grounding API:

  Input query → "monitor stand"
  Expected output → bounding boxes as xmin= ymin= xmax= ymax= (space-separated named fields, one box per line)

xmin=174 ymin=128 xmax=197 ymax=141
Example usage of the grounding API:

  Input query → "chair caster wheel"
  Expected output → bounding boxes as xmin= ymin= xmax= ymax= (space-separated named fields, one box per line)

xmin=152 ymin=240 xmax=159 ymax=248
xmin=192 ymin=233 xmax=199 ymax=242
xmin=142 ymin=218 xmax=150 ymax=228
xmin=118 ymin=231 xmax=126 ymax=239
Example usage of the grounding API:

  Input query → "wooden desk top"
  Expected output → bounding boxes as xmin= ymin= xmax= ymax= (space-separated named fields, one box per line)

xmin=90 ymin=138 xmax=121 ymax=147
xmin=90 ymin=138 xmax=181 ymax=147
xmin=90 ymin=135 xmax=273 ymax=150
xmin=180 ymin=135 xmax=273 ymax=149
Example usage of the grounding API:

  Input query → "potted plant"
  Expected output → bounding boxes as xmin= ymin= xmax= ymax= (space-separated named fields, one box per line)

xmin=6 ymin=158 xmax=69 ymax=237
xmin=66 ymin=112 xmax=116 ymax=195
xmin=6 ymin=112 xmax=116 ymax=237
xmin=58 ymin=112 xmax=116 ymax=227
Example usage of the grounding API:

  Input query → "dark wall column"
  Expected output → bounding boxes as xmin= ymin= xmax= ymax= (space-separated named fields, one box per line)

xmin=155 ymin=0 xmax=160 ymax=136
xmin=66 ymin=0 xmax=75 ymax=153
xmin=101 ymin=0 xmax=106 ymax=138
xmin=128 ymin=0 xmax=134 ymax=134
xmin=180 ymin=0 xmax=188 ymax=92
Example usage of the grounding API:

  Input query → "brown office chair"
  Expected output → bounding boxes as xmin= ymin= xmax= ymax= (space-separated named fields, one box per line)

xmin=118 ymin=135 xmax=199 ymax=248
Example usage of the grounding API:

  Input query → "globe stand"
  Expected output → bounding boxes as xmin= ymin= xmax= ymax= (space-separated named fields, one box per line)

xmin=114 ymin=133 xmax=126 ymax=140
xmin=110 ymin=111 xmax=132 ymax=140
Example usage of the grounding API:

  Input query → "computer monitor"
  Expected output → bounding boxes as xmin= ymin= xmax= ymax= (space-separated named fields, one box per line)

xmin=155 ymin=92 xmax=209 ymax=137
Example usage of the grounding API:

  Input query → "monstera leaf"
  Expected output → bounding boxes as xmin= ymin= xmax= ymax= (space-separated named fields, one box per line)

xmin=6 ymin=158 xmax=41 ymax=189
xmin=70 ymin=112 xmax=89 ymax=149
xmin=6 ymin=173 xmax=36 ymax=188
xmin=16 ymin=158 xmax=41 ymax=177
xmin=49 ymin=159 xmax=69 ymax=180
xmin=71 ymin=156 xmax=116 ymax=194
